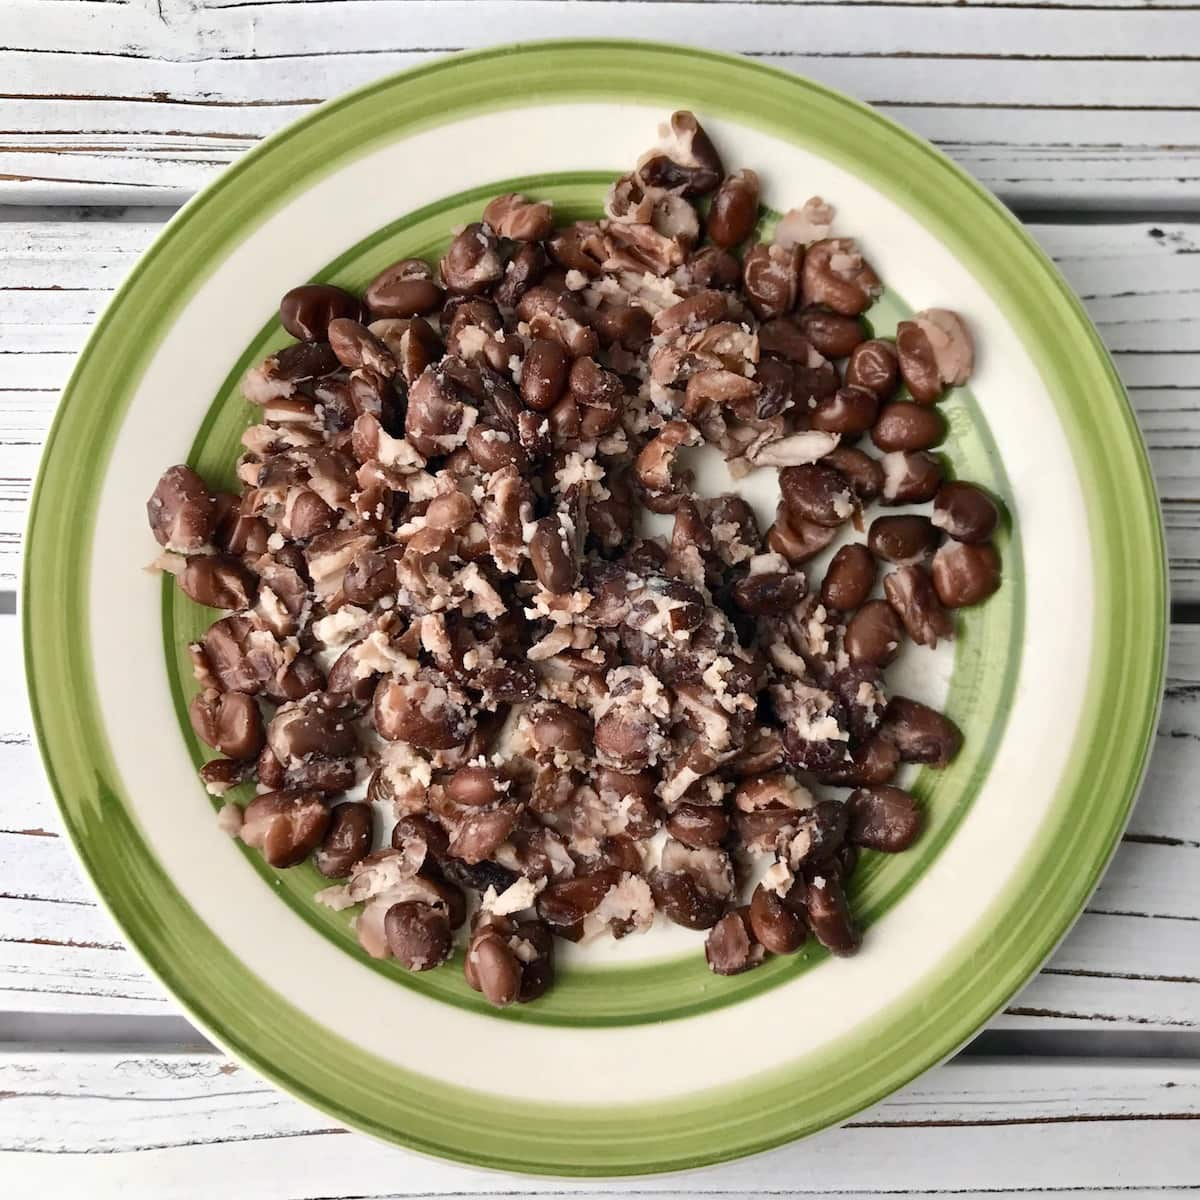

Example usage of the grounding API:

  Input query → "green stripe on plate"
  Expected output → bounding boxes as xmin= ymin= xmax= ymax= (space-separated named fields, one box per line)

xmin=23 ymin=41 xmax=1163 ymax=1175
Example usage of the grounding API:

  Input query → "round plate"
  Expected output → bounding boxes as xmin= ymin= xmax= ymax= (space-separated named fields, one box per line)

xmin=23 ymin=40 xmax=1165 ymax=1176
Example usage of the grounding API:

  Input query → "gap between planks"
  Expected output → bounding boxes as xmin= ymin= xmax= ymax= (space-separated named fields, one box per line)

xmin=0 ymin=1054 xmax=1197 ymax=1196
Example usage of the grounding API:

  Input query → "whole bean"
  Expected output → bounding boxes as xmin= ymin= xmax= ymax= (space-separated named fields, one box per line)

xmin=810 ymin=386 xmax=879 ymax=437
xmin=731 ymin=570 xmax=807 ymax=616
xmin=757 ymin=316 xmax=812 ymax=363
xmin=385 ymin=901 xmax=453 ymax=971
xmin=178 ymin=554 xmax=257 ymax=610
xmin=872 ymin=402 xmax=944 ymax=452
xmin=515 ymin=921 xmax=556 ymax=1002
xmin=845 ymin=338 xmax=899 ymax=399
xmin=495 ymin=242 xmax=549 ymax=308
xmin=883 ymin=564 xmax=955 ymax=648
xmin=868 ymin=514 xmax=939 ymax=565
xmin=446 ymin=764 xmax=506 ymax=807
xmin=273 ymin=341 xmax=340 ymax=382
xmin=707 ymin=168 xmax=761 ymax=248
xmin=749 ymin=883 xmax=807 ymax=954
xmin=880 ymin=450 xmax=943 ymax=504
xmin=373 ymin=678 xmax=473 ymax=749
xmin=327 ymin=318 xmax=396 ymax=378
xmin=742 ymin=243 xmax=801 ymax=320
xmin=538 ymin=868 xmax=621 ymax=927
xmin=880 ymin=696 xmax=962 ymax=767
xmin=767 ymin=506 xmax=838 ymax=564
xmin=448 ymin=805 xmax=519 ymax=864
xmin=530 ymin=516 xmax=578 ymax=593
xmin=844 ymin=598 xmax=905 ymax=667
xmin=932 ymin=481 xmax=1000 ymax=543
xmin=848 ymin=786 xmax=921 ymax=853
xmin=465 ymin=930 xmax=522 ymax=1006
xmin=314 ymin=802 xmax=374 ymax=878
xmin=805 ymin=869 xmax=860 ymax=956
xmin=239 ymin=789 xmax=330 ymax=868
xmin=648 ymin=869 xmax=726 ymax=931
xmin=147 ymin=465 xmax=217 ymax=552
xmin=821 ymin=543 xmax=876 ymax=612
xmin=365 ymin=258 xmax=443 ymax=318
xmin=705 ymin=908 xmax=764 ymax=976
xmin=279 ymin=284 xmax=363 ymax=342
xmin=895 ymin=320 xmax=942 ymax=403
xmin=780 ymin=463 xmax=856 ymax=528
xmin=798 ymin=307 xmax=865 ymax=359
xmin=391 ymin=812 xmax=450 ymax=862
xmin=686 ymin=245 xmax=743 ymax=291
xmin=526 ymin=702 xmax=592 ymax=756
xmin=817 ymin=733 xmax=900 ymax=787
xmin=199 ymin=757 xmax=255 ymax=794
xmin=189 ymin=689 xmax=264 ymax=760
xmin=931 ymin=540 xmax=1001 ymax=607
xmin=482 ymin=192 xmax=555 ymax=241
xmin=802 ymin=238 xmax=881 ymax=316
xmin=823 ymin=446 xmax=884 ymax=503
xmin=521 ymin=338 xmax=571 ymax=412
xmin=666 ymin=802 xmax=730 ymax=849
xmin=440 ymin=223 xmax=503 ymax=295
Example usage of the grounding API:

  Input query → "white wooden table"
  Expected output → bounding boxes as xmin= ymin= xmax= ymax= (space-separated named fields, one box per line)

xmin=2 ymin=2 xmax=1198 ymax=1195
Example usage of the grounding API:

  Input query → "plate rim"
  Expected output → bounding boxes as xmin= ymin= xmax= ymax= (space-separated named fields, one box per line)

xmin=21 ymin=38 xmax=1168 ymax=1176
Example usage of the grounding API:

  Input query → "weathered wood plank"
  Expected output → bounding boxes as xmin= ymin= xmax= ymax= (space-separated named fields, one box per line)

xmin=1 ymin=218 xmax=1196 ymax=594
xmin=2 ymin=611 xmax=1196 ymax=1025
xmin=0 ymin=1053 xmax=1196 ymax=1197
xmin=2 ymin=1 xmax=1199 ymax=207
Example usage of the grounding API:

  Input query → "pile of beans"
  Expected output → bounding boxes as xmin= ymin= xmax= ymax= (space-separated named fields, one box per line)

xmin=146 ymin=111 xmax=1001 ymax=1003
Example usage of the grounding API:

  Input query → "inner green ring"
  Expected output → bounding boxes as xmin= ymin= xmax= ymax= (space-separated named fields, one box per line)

xmin=165 ymin=170 xmax=1024 ymax=1027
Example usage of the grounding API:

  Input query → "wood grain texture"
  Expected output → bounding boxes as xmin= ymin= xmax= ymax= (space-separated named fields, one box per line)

xmin=2 ymin=0 xmax=1199 ymax=208
xmin=2 ymin=610 xmax=1196 ymax=1026
xmin=1 ymin=217 xmax=1196 ymax=594
xmin=0 ymin=1053 xmax=1196 ymax=1197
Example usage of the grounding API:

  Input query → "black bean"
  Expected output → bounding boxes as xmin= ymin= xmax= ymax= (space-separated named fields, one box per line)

xmin=749 ymin=883 xmax=807 ymax=954
xmin=780 ymin=463 xmax=856 ymax=528
xmin=707 ymin=169 xmax=760 ymax=248
xmin=314 ymin=802 xmax=374 ymax=878
xmin=868 ymin=514 xmax=940 ymax=565
xmin=798 ymin=307 xmax=865 ymax=359
xmin=810 ymin=386 xmax=879 ymax=437
xmin=845 ymin=598 xmax=905 ymax=667
xmin=666 ymin=803 xmax=730 ymax=849
xmin=932 ymin=481 xmax=1000 ymax=543
xmin=178 ymin=554 xmax=257 ymax=610
xmin=872 ymin=401 xmax=944 ymax=452
xmin=821 ymin=543 xmax=876 ymax=612
xmin=521 ymin=338 xmax=571 ymax=412
xmin=466 ymin=931 xmax=522 ymax=1007
xmin=189 ymin=690 xmax=264 ymax=760
xmin=386 ymin=901 xmax=453 ymax=971
xmin=880 ymin=451 xmax=943 ymax=505
xmin=882 ymin=565 xmax=955 ymax=648
xmin=805 ymin=869 xmax=860 ymax=956
xmin=931 ymin=540 xmax=1001 ymax=607
xmin=279 ymin=284 xmax=363 ymax=342
xmin=880 ymin=696 xmax=962 ymax=767
xmin=895 ymin=321 xmax=941 ymax=403
xmin=848 ymin=786 xmax=921 ymax=852
xmin=705 ymin=908 xmax=764 ymax=976
xmin=240 ymin=790 xmax=330 ymax=868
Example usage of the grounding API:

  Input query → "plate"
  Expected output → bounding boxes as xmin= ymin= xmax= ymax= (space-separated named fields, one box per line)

xmin=23 ymin=40 xmax=1166 ymax=1176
